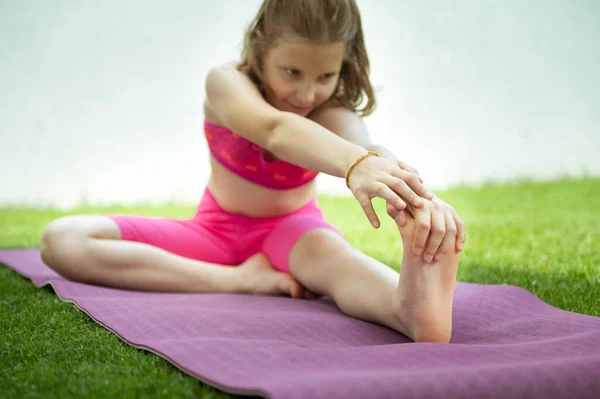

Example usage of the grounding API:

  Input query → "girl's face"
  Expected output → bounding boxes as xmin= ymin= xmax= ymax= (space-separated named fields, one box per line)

xmin=261 ymin=37 xmax=346 ymax=117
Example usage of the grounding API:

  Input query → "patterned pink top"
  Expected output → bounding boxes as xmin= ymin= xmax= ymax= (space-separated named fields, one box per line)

xmin=204 ymin=120 xmax=318 ymax=190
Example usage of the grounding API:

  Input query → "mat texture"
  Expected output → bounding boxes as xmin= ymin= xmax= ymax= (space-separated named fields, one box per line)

xmin=2 ymin=248 xmax=599 ymax=399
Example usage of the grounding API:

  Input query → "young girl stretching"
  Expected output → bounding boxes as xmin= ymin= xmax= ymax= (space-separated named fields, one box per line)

xmin=40 ymin=0 xmax=466 ymax=343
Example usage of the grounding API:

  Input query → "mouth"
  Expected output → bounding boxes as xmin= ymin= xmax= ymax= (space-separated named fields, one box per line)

xmin=287 ymin=102 xmax=312 ymax=114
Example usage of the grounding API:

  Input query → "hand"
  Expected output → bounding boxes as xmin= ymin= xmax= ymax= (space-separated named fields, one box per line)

xmin=386 ymin=196 xmax=466 ymax=262
xmin=347 ymin=155 xmax=434 ymax=228
xmin=398 ymin=161 xmax=423 ymax=183
xmin=235 ymin=253 xmax=315 ymax=299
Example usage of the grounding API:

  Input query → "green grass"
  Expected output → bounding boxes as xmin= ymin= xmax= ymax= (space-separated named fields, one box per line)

xmin=1 ymin=178 xmax=599 ymax=398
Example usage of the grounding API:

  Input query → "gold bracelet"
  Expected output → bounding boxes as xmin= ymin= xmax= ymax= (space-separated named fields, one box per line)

xmin=345 ymin=151 xmax=379 ymax=188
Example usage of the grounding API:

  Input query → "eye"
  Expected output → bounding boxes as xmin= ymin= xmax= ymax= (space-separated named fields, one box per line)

xmin=319 ymin=73 xmax=337 ymax=83
xmin=283 ymin=68 xmax=299 ymax=76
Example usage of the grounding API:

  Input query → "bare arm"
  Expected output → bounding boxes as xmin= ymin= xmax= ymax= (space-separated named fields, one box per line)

xmin=308 ymin=105 xmax=396 ymax=160
xmin=309 ymin=105 xmax=467 ymax=258
xmin=205 ymin=66 xmax=376 ymax=177
xmin=205 ymin=65 xmax=431 ymax=222
xmin=269 ymin=113 xmax=369 ymax=177
xmin=309 ymin=105 xmax=421 ymax=176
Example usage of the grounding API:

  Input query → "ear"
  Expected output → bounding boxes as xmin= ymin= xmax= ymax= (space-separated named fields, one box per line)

xmin=253 ymin=29 xmax=263 ymax=38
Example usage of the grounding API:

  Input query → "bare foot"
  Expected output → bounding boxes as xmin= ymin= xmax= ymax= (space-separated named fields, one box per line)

xmin=237 ymin=253 xmax=314 ymax=299
xmin=392 ymin=214 xmax=460 ymax=343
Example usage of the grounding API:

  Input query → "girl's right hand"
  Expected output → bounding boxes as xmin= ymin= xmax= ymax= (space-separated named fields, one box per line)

xmin=347 ymin=155 xmax=434 ymax=229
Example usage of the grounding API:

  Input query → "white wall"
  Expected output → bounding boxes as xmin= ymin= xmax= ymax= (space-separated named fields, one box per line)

xmin=1 ymin=0 xmax=598 ymax=208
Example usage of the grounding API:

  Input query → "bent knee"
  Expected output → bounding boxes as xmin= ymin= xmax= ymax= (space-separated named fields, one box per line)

xmin=288 ymin=228 xmax=353 ymax=282
xmin=42 ymin=215 xmax=120 ymax=244
xmin=40 ymin=216 xmax=120 ymax=276
xmin=292 ymin=228 xmax=348 ymax=264
xmin=41 ymin=217 xmax=72 ymax=266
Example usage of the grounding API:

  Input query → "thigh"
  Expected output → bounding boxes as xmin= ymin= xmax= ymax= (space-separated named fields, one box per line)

xmin=44 ymin=215 xmax=123 ymax=240
xmin=107 ymin=214 xmax=236 ymax=265
xmin=260 ymin=213 xmax=343 ymax=273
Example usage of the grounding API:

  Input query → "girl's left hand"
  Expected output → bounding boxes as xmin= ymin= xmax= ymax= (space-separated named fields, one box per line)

xmin=386 ymin=195 xmax=466 ymax=262
xmin=397 ymin=161 xmax=423 ymax=183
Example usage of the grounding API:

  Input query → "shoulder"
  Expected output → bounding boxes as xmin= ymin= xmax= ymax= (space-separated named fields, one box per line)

xmin=204 ymin=61 xmax=262 ymax=124
xmin=202 ymin=61 xmax=279 ymax=148
xmin=307 ymin=99 xmax=370 ymax=145
xmin=205 ymin=61 xmax=255 ymax=91
xmin=308 ymin=99 xmax=359 ymax=125
xmin=209 ymin=60 xmax=240 ymax=75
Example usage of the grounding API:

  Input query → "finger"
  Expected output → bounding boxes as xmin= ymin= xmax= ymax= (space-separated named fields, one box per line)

xmin=412 ymin=207 xmax=431 ymax=256
xmin=355 ymin=191 xmax=382 ymax=228
xmin=402 ymin=202 xmax=417 ymax=219
xmin=392 ymin=169 xmax=433 ymax=201
xmin=386 ymin=202 xmax=407 ymax=228
xmin=386 ymin=201 xmax=399 ymax=218
xmin=423 ymin=207 xmax=445 ymax=263
xmin=434 ymin=211 xmax=457 ymax=262
xmin=400 ymin=163 xmax=424 ymax=184
xmin=454 ymin=213 xmax=466 ymax=251
xmin=373 ymin=183 xmax=407 ymax=212
xmin=399 ymin=162 xmax=420 ymax=177
xmin=386 ymin=177 xmax=424 ymax=208
xmin=397 ymin=210 xmax=407 ymax=227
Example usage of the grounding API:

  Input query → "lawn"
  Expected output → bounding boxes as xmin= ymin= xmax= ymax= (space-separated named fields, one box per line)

xmin=1 ymin=178 xmax=599 ymax=398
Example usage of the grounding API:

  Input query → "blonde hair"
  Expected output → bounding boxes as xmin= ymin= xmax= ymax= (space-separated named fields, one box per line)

xmin=237 ymin=0 xmax=376 ymax=117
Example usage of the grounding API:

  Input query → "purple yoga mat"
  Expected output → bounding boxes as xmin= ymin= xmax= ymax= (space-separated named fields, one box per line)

xmin=2 ymin=248 xmax=599 ymax=398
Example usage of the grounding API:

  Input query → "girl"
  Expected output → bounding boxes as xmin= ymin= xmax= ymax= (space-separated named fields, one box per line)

xmin=41 ymin=0 xmax=465 ymax=343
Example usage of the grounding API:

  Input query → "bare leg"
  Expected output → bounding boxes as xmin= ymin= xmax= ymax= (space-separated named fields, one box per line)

xmin=40 ymin=215 xmax=308 ymax=297
xmin=288 ymin=224 xmax=459 ymax=343
xmin=393 ymin=214 xmax=460 ymax=343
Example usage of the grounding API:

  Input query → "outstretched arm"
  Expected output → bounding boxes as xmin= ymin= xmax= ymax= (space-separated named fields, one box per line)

xmin=205 ymin=66 xmax=433 ymax=227
xmin=308 ymin=104 xmax=466 ymax=259
xmin=308 ymin=105 xmax=422 ymax=178
xmin=367 ymin=144 xmax=421 ymax=178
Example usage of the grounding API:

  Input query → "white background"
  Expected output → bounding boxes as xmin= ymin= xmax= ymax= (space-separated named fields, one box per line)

xmin=1 ymin=0 xmax=598 ymax=208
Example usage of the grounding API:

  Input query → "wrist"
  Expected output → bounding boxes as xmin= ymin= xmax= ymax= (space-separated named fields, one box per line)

xmin=367 ymin=144 xmax=398 ymax=162
xmin=345 ymin=151 xmax=380 ymax=188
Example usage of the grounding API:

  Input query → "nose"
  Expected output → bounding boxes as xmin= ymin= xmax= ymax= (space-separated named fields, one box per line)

xmin=296 ymin=83 xmax=316 ymax=106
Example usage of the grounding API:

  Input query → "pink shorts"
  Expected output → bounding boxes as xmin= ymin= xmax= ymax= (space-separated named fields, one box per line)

xmin=107 ymin=188 xmax=343 ymax=273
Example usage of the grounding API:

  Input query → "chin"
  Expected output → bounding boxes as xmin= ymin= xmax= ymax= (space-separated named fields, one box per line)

xmin=288 ymin=106 xmax=314 ymax=117
xmin=272 ymin=100 xmax=314 ymax=117
xmin=294 ymin=109 xmax=312 ymax=117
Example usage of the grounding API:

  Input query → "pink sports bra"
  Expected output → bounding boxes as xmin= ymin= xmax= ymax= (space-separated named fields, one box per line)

xmin=204 ymin=120 xmax=318 ymax=190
